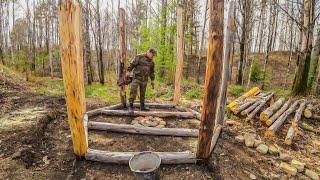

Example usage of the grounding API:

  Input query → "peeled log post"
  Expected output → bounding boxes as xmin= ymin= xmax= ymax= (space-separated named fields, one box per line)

xmin=304 ymin=103 xmax=313 ymax=118
xmin=88 ymin=122 xmax=199 ymax=137
xmin=101 ymin=109 xmax=195 ymax=119
xmin=85 ymin=149 xmax=197 ymax=164
xmin=173 ymin=6 xmax=184 ymax=105
xmin=265 ymin=100 xmax=300 ymax=136
xmin=285 ymin=101 xmax=306 ymax=145
xmin=119 ymin=8 xmax=127 ymax=108
xmin=260 ymin=98 xmax=285 ymax=122
xmin=59 ymin=0 xmax=87 ymax=157
xmin=216 ymin=0 xmax=235 ymax=125
xmin=197 ymin=0 xmax=224 ymax=161
xmin=266 ymin=99 xmax=292 ymax=126
xmin=247 ymin=93 xmax=274 ymax=119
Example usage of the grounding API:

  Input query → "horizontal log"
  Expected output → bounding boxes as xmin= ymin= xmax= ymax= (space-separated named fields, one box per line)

xmin=266 ymin=99 xmax=292 ymax=126
xmin=247 ymin=93 xmax=274 ymax=120
xmin=101 ymin=109 xmax=196 ymax=119
xmin=241 ymin=101 xmax=261 ymax=116
xmin=300 ymin=122 xmax=320 ymax=134
xmin=88 ymin=121 xmax=199 ymax=137
xmin=234 ymin=100 xmax=255 ymax=114
xmin=187 ymin=108 xmax=201 ymax=120
xmin=87 ymin=103 xmax=176 ymax=117
xmin=85 ymin=149 xmax=197 ymax=164
xmin=87 ymin=104 xmax=123 ymax=116
xmin=227 ymin=87 xmax=261 ymax=112
xmin=285 ymin=101 xmax=306 ymax=145
xmin=265 ymin=100 xmax=300 ymax=136
xmin=133 ymin=103 xmax=175 ymax=109
xmin=260 ymin=98 xmax=285 ymax=122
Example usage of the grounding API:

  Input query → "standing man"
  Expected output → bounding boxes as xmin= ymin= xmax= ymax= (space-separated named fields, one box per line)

xmin=128 ymin=48 xmax=157 ymax=112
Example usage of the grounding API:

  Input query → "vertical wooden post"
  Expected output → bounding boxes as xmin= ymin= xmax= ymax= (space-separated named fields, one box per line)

xmin=119 ymin=8 xmax=127 ymax=107
xmin=59 ymin=0 xmax=88 ymax=157
xmin=216 ymin=0 xmax=235 ymax=125
xmin=173 ymin=6 xmax=184 ymax=105
xmin=196 ymin=0 xmax=224 ymax=160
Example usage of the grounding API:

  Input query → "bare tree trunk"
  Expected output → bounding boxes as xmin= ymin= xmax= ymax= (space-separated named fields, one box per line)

xmin=258 ymin=0 xmax=266 ymax=53
xmin=292 ymin=0 xmax=314 ymax=95
xmin=197 ymin=0 xmax=224 ymax=161
xmin=196 ymin=0 xmax=208 ymax=84
xmin=119 ymin=8 xmax=127 ymax=107
xmin=261 ymin=3 xmax=274 ymax=89
xmin=159 ymin=0 xmax=167 ymax=79
xmin=48 ymin=0 xmax=53 ymax=78
xmin=84 ymin=0 xmax=94 ymax=84
xmin=307 ymin=28 xmax=320 ymax=92
xmin=284 ymin=0 xmax=295 ymax=87
xmin=96 ymin=0 xmax=105 ymax=84
xmin=0 ymin=1 xmax=4 ymax=65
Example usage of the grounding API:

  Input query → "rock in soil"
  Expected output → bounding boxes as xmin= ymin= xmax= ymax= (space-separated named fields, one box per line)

xmin=279 ymin=162 xmax=297 ymax=176
xmin=268 ymin=145 xmax=280 ymax=155
xmin=244 ymin=133 xmax=256 ymax=147
xmin=253 ymin=140 xmax=263 ymax=148
xmin=256 ymin=144 xmax=268 ymax=154
xmin=305 ymin=169 xmax=320 ymax=180
xmin=290 ymin=160 xmax=305 ymax=173
xmin=235 ymin=135 xmax=245 ymax=143
xmin=133 ymin=116 xmax=165 ymax=127
xmin=279 ymin=153 xmax=292 ymax=162
xmin=249 ymin=173 xmax=257 ymax=180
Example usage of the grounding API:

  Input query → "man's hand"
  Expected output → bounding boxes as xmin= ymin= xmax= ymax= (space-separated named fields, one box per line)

xmin=151 ymin=81 xmax=155 ymax=89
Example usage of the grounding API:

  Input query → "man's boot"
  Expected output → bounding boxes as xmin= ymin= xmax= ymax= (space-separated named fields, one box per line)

xmin=128 ymin=103 xmax=134 ymax=113
xmin=140 ymin=103 xmax=150 ymax=111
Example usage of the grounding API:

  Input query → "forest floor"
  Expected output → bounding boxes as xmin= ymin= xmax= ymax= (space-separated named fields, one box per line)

xmin=0 ymin=52 xmax=319 ymax=179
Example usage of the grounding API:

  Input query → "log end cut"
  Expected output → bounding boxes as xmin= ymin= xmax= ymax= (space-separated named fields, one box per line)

xmin=304 ymin=110 xmax=313 ymax=118
xmin=266 ymin=119 xmax=273 ymax=126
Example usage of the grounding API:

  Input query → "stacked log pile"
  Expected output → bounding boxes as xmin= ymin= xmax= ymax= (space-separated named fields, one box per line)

xmin=227 ymin=87 xmax=274 ymax=119
xmin=228 ymin=88 xmax=320 ymax=145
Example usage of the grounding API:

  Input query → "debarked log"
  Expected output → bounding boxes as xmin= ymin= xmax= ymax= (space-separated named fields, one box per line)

xmin=101 ymin=109 xmax=196 ymax=119
xmin=227 ymin=87 xmax=261 ymax=112
xmin=241 ymin=101 xmax=261 ymax=116
xmin=234 ymin=100 xmax=255 ymax=114
xmin=285 ymin=101 xmax=306 ymax=145
xmin=86 ymin=104 xmax=123 ymax=116
xmin=260 ymin=98 xmax=285 ymax=122
xmin=85 ymin=149 xmax=197 ymax=164
xmin=247 ymin=93 xmax=274 ymax=120
xmin=266 ymin=99 xmax=292 ymax=126
xmin=303 ymin=103 xmax=313 ymax=118
xmin=265 ymin=100 xmax=300 ymax=136
xmin=88 ymin=121 xmax=199 ymax=137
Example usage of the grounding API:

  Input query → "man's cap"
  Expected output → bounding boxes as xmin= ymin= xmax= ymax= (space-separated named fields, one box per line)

xmin=148 ymin=48 xmax=157 ymax=55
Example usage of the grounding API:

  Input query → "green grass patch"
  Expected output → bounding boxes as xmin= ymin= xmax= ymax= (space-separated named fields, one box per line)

xmin=228 ymin=85 xmax=247 ymax=97
xmin=185 ymin=88 xmax=203 ymax=100
xmin=85 ymin=83 xmax=119 ymax=104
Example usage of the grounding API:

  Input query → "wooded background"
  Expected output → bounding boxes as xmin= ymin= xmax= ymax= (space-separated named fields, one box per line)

xmin=0 ymin=0 xmax=320 ymax=95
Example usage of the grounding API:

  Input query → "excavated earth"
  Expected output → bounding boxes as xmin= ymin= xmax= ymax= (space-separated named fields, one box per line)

xmin=1 ymin=70 xmax=319 ymax=179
